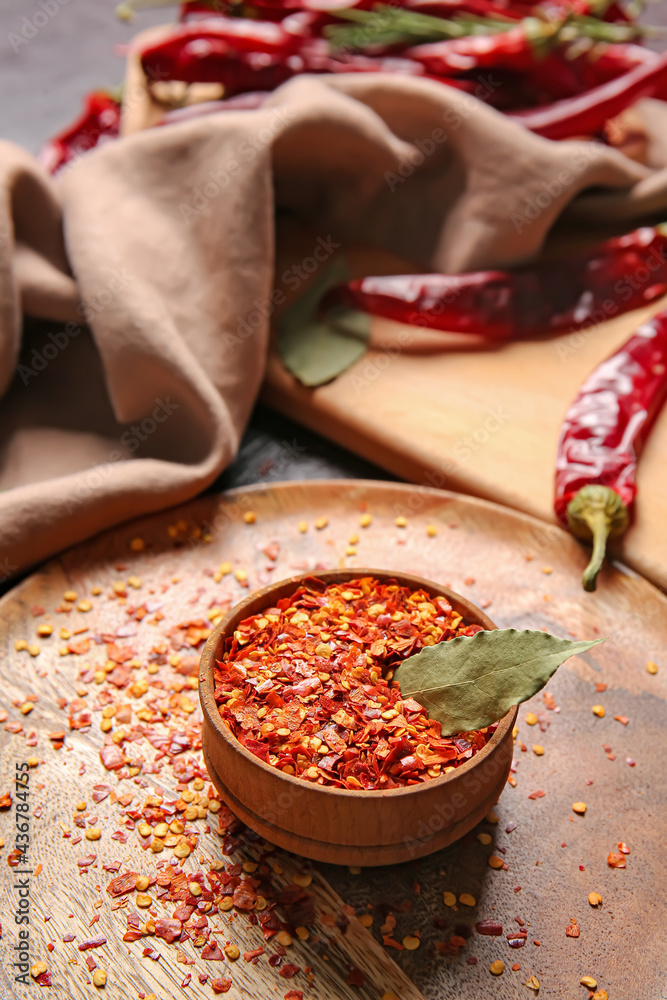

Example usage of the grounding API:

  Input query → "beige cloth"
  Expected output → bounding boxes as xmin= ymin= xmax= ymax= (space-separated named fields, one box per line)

xmin=1 ymin=73 xmax=667 ymax=580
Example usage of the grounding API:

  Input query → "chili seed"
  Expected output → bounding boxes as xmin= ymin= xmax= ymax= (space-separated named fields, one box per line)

xmin=135 ymin=876 xmax=150 ymax=891
xmin=224 ymin=944 xmax=240 ymax=961
xmin=360 ymin=514 xmax=372 ymax=527
xmin=488 ymin=855 xmax=504 ymax=869
xmin=92 ymin=969 xmax=107 ymax=988
xmin=489 ymin=960 xmax=504 ymax=975
xmin=15 ymin=639 xmax=28 ymax=651
xmin=243 ymin=511 xmax=256 ymax=524
xmin=30 ymin=962 xmax=48 ymax=979
xmin=593 ymin=991 xmax=609 ymax=1000
xmin=276 ymin=931 xmax=292 ymax=947
xmin=63 ymin=590 xmax=77 ymax=602
xmin=36 ymin=624 xmax=53 ymax=637
xmin=27 ymin=645 xmax=40 ymax=657
xmin=78 ymin=600 xmax=93 ymax=612
xmin=188 ymin=883 xmax=202 ymax=897
xmin=75 ymin=801 xmax=87 ymax=812
xmin=293 ymin=873 xmax=312 ymax=887
xmin=443 ymin=892 xmax=456 ymax=907
xmin=137 ymin=822 xmax=152 ymax=838
xmin=85 ymin=828 xmax=101 ymax=841
xmin=646 ymin=660 xmax=658 ymax=674
xmin=149 ymin=839 xmax=164 ymax=853
xmin=395 ymin=516 xmax=407 ymax=527
xmin=129 ymin=537 xmax=145 ymax=551
xmin=153 ymin=823 xmax=169 ymax=838
xmin=459 ymin=894 xmax=476 ymax=907
xmin=220 ymin=897 xmax=233 ymax=911
xmin=403 ymin=936 xmax=420 ymax=950
xmin=580 ymin=976 xmax=597 ymax=988
xmin=588 ymin=892 xmax=602 ymax=906
xmin=525 ymin=976 xmax=540 ymax=991
xmin=136 ymin=893 xmax=152 ymax=908
xmin=572 ymin=802 xmax=587 ymax=815
xmin=315 ymin=516 xmax=328 ymax=530
xmin=477 ymin=833 xmax=492 ymax=845
xmin=20 ymin=703 xmax=34 ymax=715
xmin=426 ymin=525 xmax=437 ymax=537
xmin=532 ymin=745 xmax=545 ymax=756
xmin=592 ymin=705 xmax=606 ymax=717
xmin=174 ymin=843 xmax=191 ymax=859
xmin=297 ymin=521 xmax=308 ymax=533
xmin=525 ymin=713 xmax=538 ymax=726
xmin=358 ymin=914 xmax=373 ymax=927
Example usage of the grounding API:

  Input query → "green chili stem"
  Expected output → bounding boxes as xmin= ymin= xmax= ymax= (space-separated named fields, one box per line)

xmin=579 ymin=507 xmax=612 ymax=592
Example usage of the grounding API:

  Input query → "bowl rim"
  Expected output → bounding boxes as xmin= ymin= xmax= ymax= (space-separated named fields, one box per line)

xmin=199 ymin=567 xmax=517 ymax=800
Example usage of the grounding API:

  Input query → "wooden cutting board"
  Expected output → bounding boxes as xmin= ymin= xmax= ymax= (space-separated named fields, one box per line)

xmin=262 ymin=240 xmax=667 ymax=592
xmin=1 ymin=481 xmax=665 ymax=1000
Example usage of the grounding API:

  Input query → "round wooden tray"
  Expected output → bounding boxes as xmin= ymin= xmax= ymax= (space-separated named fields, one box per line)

xmin=0 ymin=480 xmax=665 ymax=1000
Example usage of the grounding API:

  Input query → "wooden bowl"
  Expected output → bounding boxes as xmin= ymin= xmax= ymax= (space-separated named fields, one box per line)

xmin=199 ymin=568 xmax=517 ymax=866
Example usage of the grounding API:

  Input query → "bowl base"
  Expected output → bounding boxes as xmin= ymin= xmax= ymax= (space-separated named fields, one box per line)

xmin=203 ymin=739 xmax=510 ymax=867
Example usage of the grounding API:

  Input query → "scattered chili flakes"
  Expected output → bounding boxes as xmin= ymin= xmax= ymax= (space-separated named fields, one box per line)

xmin=607 ymin=852 xmax=626 ymax=869
xmin=211 ymin=979 xmax=232 ymax=995
xmin=614 ymin=715 xmax=629 ymax=726
xmin=617 ymin=841 xmax=631 ymax=854
xmin=565 ymin=920 xmax=580 ymax=938
xmin=0 ymin=792 xmax=12 ymax=809
xmin=214 ymin=578 xmax=493 ymax=790
xmin=528 ymin=790 xmax=545 ymax=800
xmin=346 ymin=967 xmax=365 ymax=986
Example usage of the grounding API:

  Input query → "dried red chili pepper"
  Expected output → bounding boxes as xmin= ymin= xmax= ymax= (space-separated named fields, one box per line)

xmin=39 ymin=92 xmax=121 ymax=176
xmin=555 ymin=310 xmax=667 ymax=590
xmin=512 ymin=48 xmax=667 ymax=138
xmin=214 ymin=577 xmax=493 ymax=789
xmin=324 ymin=225 xmax=667 ymax=340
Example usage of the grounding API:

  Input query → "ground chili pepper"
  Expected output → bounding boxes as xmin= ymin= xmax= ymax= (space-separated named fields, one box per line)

xmin=323 ymin=225 xmax=667 ymax=340
xmin=213 ymin=576 xmax=493 ymax=789
xmin=555 ymin=309 xmax=667 ymax=590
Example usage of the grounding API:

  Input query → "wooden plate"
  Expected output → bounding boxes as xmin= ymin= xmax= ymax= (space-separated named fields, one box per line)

xmin=0 ymin=480 xmax=665 ymax=1000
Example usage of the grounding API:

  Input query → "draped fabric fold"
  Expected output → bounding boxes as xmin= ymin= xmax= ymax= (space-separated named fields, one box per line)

xmin=1 ymin=74 xmax=667 ymax=579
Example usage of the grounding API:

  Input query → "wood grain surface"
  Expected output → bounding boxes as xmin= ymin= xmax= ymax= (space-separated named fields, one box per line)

xmin=262 ymin=243 xmax=667 ymax=595
xmin=1 ymin=480 xmax=665 ymax=1000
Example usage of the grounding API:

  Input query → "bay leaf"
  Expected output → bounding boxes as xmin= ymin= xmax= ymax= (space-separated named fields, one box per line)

xmin=278 ymin=257 xmax=370 ymax=387
xmin=393 ymin=629 xmax=605 ymax=736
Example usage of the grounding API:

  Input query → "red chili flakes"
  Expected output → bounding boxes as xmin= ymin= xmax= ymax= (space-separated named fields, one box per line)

xmin=202 ymin=940 xmax=225 ymax=960
xmin=617 ymin=842 xmax=631 ymax=854
xmin=347 ymin=967 xmax=365 ymax=987
xmin=279 ymin=964 xmax=300 ymax=979
xmin=107 ymin=872 xmax=140 ymax=897
xmin=211 ymin=980 xmax=232 ymax=995
xmin=476 ymin=920 xmax=503 ymax=936
xmin=100 ymin=744 xmax=126 ymax=771
xmin=92 ymin=785 xmax=111 ymax=804
xmin=244 ymin=948 xmax=266 ymax=963
xmin=528 ymin=790 xmax=546 ymax=799
xmin=214 ymin=578 xmax=495 ymax=789
xmin=77 ymin=935 xmax=107 ymax=951
xmin=565 ymin=921 xmax=580 ymax=938
xmin=607 ymin=852 xmax=626 ymax=869
xmin=507 ymin=932 xmax=527 ymax=948
xmin=155 ymin=918 xmax=182 ymax=943
xmin=284 ymin=992 xmax=303 ymax=1000
xmin=614 ymin=715 xmax=629 ymax=726
xmin=0 ymin=792 xmax=12 ymax=809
